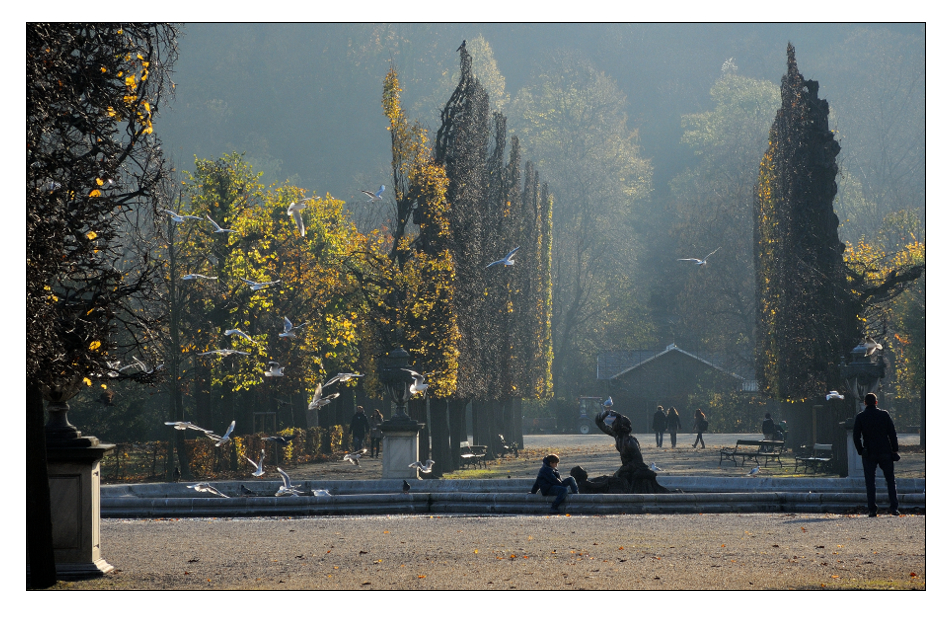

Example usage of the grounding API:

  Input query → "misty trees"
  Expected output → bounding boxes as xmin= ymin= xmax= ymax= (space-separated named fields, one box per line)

xmin=668 ymin=66 xmax=780 ymax=372
xmin=753 ymin=45 xmax=923 ymax=402
xmin=510 ymin=50 xmax=653 ymax=405
xmin=27 ymin=22 xmax=179 ymax=587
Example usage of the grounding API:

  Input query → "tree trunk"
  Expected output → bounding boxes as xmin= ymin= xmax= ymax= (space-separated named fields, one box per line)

xmin=26 ymin=383 xmax=56 ymax=588
xmin=919 ymin=385 xmax=926 ymax=448
xmin=512 ymin=397 xmax=524 ymax=448
xmin=428 ymin=398 xmax=449 ymax=478
xmin=448 ymin=398 xmax=467 ymax=472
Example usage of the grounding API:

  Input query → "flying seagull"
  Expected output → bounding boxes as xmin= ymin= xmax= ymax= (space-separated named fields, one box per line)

xmin=308 ymin=382 xmax=340 ymax=410
xmin=747 ymin=465 xmax=760 ymax=477
xmin=826 ymin=390 xmax=845 ymax=401
xmin=360 ymin=185 xmax=385 ymax=202
xmin=324 ymin=372 xmax=364 ymax=386
xmin=263 ymin=434 xmax=297 ymax=446
xmin=198 ymin=349 xmax=250 ymax=357
xmin=163 ymin=209 xmax=203 ymax=223
xmin=213 ymin=420 xmax=236 ymax=448
xmin=344 ymin=449 xmax=368 ymax=466
xmin=241 ymin=449 xmax=267 ymax=477
xmin=486 ymin=247 xmax=520 ymax=268
xmin=650 ymin=462 xmax=663 ymax=472
xmin=276 ymin=467 xmax=305 ymax=497
xmin=264 ymin=361 xmax=285 ymax=378
xmin=287 ymin=198 xmax=312 ymax=236
xmin=859 ymin=337 xmax=883 ymax=357
xmin=279 ymin=317 xmax=307 ymax=339
xmin=224 ymin=328 xmax=258 ymax=344
xmin=242 ymin=278 xmax=281 ymax=291
xmin=187 ymin=483 xmax=229 ymax=498
xmin=206 ymin=215 xmax=236 ymax=234
xmin=164 ymin=421 xmax=215 ymax=437
xmin=402 ymin=369 xmax=429 ymax=396
xmin=678 ymin=247 xmax=721 ymax=266
xmin=182 ymin=273 xmax=218 ymax=281
xmin=409 ymin=459 xmax=435 ymax=473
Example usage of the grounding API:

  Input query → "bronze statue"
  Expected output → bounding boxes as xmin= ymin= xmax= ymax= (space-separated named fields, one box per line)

xmin=571 ymin=408 xmax=668 ymax=494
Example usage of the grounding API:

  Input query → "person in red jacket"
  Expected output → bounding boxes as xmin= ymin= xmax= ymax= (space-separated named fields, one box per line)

xmin=853 ymin=393 xmax=901 ymax=517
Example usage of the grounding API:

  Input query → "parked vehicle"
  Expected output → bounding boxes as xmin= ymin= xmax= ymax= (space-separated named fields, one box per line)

xmin=577 ymin=397 xmax=603 ymax=434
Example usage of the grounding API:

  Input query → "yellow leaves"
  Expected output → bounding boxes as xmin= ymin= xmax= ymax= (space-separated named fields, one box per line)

xmin=86 ymin=231 xmax=97 ymax=240
xmin=89 ymin=340 xmax=102 ymax=351
xmin=82 ymin=377 xmax=92 ymax=386
xmin=89 ymin=189 xmax=101 ymax=198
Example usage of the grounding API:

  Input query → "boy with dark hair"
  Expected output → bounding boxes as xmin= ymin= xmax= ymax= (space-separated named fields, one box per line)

xmin=530 ymin=454 xmax=578 ymax=513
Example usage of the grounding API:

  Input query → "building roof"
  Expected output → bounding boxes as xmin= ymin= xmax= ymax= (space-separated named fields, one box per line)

xmin=604 ymin=344 xmax=757 ymax=391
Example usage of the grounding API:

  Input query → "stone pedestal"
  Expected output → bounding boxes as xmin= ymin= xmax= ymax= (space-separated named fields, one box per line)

xmin=34 ymin=401 xmax=115 ymax=579
xmin=379 ymin=419 xmax=424 ymax=480
xmin=844 ymin=421 xmax=862 ymax=478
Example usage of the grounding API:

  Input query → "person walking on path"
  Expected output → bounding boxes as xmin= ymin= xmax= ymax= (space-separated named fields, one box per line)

xmin=853 ymin=392 xmax=901 ymax=517
xmin=762 ymin=413 xmax=776 ymax=439
xmin=368 ymin=409 xmax=383 ymax=458
xmin=692 ymin=409 xmax=708 ymax=448
xmin=652 ymin=406 xmax=667 ymax=447
xmin=530 ymin=454 xmax=578 ymax=513
xmin=666 ymin=407 xmax=682 ymax=448
xmin=349 ymin=406 xmax=369 ymax=451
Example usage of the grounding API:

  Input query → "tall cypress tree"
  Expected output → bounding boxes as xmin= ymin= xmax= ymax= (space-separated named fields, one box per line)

xmin=753 ymin=44 xmax=855 ymax=400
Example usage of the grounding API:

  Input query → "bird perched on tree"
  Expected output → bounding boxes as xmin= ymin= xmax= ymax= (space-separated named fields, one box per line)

xmin=402 ymin=480 xmax=411 ymax=494
xmin=678 ymin=247 xmax=721 ymax=266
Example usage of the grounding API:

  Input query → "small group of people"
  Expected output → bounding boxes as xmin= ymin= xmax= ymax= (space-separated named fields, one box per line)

xmin=349 ymin=406 xmax=384 ymax=457
xmin=651 ymin=405 xmax=709 ymax=448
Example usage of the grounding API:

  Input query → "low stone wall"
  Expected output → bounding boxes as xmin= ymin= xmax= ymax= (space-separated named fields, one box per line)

xmin=101 ymin=477 xmax=925 ymax=517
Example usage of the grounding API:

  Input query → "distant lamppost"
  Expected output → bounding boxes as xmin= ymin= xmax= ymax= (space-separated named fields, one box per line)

xmin=838 ymin=340 xmax=887 ymax=478
xmin=377 ymin=348 xmax=424 ymax=479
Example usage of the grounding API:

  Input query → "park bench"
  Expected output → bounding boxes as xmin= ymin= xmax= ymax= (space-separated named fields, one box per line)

xmin=794 ymin=443 xmax=833 ymax=474
xmin=720 ymin=439 xmax=786 ymax=468
xmin=460 ymin=441 xmax=488 ymax=469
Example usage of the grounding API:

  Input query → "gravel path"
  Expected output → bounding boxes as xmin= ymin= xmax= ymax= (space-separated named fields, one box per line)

xmin=51 ymin=512 xmax=924 ymax=590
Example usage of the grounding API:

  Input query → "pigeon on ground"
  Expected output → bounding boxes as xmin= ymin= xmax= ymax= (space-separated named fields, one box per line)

xmin=678 ymin=247 xmax=721 ymax=266
xmin=264 ymin=361 xmax=285 ymax=378
xmin=344 ymin=449 xmax=367 ymax=466
xmin=409 ymin=459 xmax=435 ymax=473
xmin=224 ymin=329 xmax=258 ymax=344
xmin=214 ymin=420 xmax=236 ymax=447
xmin=360 ymin=185 xmax=385 ymax=202
xmin=650 ymin=462 xmax=663 ymax=472
xmin=206 ymin=215 xmax=236 ymax=234
xmin=241 ymin=278 xmax=281 ymax=291
xmin=312 ymin=489 xmax=332 ymax=497
xmin=239 ymin=484 xmax=256 ymax=497
xmin=747 ymin=465 xmax=760 ymax=477
xmin=276 ymin=467 xmax=305 ymax=497
xmin=279 ymin=317 xmax=307 ymax=339
xmin=286 ymin=198 xmax=311 ymax=236
xmin=826 ymin=390 xmax=845 ymax=401
xmin=402 ymin=480 xmax=411 ymax=494
xmin=187 ymin=483 xmax=229 ymax=498
xmin=486 ymin=247 xmax=520 ymax=268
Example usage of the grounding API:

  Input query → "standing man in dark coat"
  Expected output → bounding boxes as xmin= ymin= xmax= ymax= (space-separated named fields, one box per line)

xmin=853 ymin=393 xmax=901 ymax=517
xmin=652 ymin=406 xmax=667 ymax=447
xmin=349 ymin=406 xmax=369 ymax=452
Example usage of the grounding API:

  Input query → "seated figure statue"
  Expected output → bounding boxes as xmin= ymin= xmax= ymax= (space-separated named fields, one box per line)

xmin=574 ymin=408 xmax=668 ymax=494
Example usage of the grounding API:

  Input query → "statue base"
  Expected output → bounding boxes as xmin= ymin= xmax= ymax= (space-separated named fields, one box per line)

xmin=379 ymin=419 xmax=424 ymax=480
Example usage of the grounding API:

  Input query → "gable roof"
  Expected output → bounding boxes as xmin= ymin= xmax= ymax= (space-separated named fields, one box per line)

xmin=608 ymin=343 xmax=754 ymax=390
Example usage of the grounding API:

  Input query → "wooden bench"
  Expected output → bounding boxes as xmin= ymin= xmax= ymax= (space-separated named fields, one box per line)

xmin=794 ymin=443 xmax=833 ymax=474
xmin=459 ymin=442 xmax=488 ymax=469
xmin=720 ymin=439 xmax=786 ymax=468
